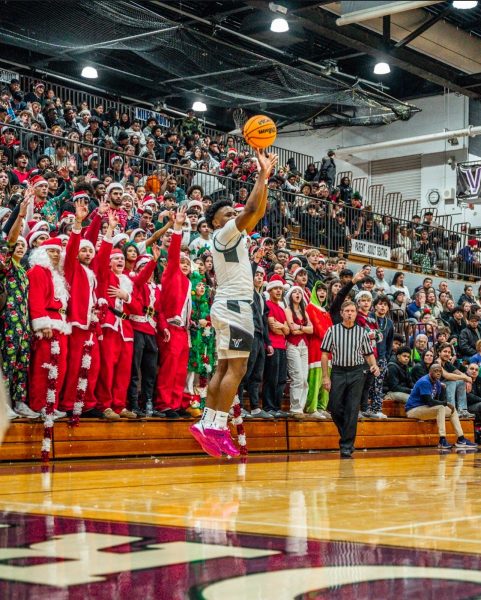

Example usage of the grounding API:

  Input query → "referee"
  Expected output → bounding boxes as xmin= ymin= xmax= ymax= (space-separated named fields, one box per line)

xmin=321 ymin=300 xmax=380 ymax=458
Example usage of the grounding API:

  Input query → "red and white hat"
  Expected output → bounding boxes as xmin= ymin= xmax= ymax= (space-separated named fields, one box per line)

xmin=234 ymin=203 xmax=244 ymax=213
xmin=59 ymin=211 xmax=74 ymax=223
xmin=79 ymin=238 xmax=95 ymax=253
xmin=112 ymin=233 xmax=129 ymax=247
xmin=40 ymin=237 xmax=63 ymax=251
xmin=106 ymin=182 xmax=123 ymax=195
xmin=227 ymin=147 xmax=237 ymax=155
xmin=110 ymin=155 xmax=124 ymax=166
xmin=187 ymin=200 xmax=203 ymax=211
xmin=73 ymin=190 xmax=90 ymax=203
xmin=110 ymin=248 xmax=124 ymax=258
xmin=266 ymin=274 xmax=286 ymax=292
xmin=292 ymin=266 xmax=307 ymax=279
xmin=136 ymin=254 xmax=153 ymax=270
xmin=27 ymin=219 xmax=49 ymax=235
xmin=130 ymin=228 xmax=145 ymax=241
xmin=26 ymin=229 xmax=49 ymax=248
xmin=143 ymin=197 xmax=158 ymax=209
xmin=29 ymin=174 xmax=48 ymax=188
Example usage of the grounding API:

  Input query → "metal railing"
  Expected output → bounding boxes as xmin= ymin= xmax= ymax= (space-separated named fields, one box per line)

xmin=18 ymin=73 xmax=314 ymax=172
xmin=5 ymin=122 xmax=481 ymax=282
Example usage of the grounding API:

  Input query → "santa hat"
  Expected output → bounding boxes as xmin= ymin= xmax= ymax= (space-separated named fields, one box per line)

xmin=227 ymin=147 xmax=237 ymax=155
xmin=34 ymin=81 xmax=45 ymax=89
xmin=27 ymin=219 xmax=49 ymax=235
xmin=73 ymin=190 xmax=90 ymax=203
xmin=292 ymin=266 xmax=307 ymax=279
xmin=79 ymin=239 xmax=95 ymax=254
xmin=468 ymin=238 xmax=478 ymax=248
xmin=130 ymin=228 xmax=145 ymax=241
xmin=355 ymin=290 xmax=372 ymax=303
xmin=110 ymin=248 xmax=124 ymax=258
xmin=16 ymin=235 xmax=27 ymax=247
xmin=59 ymin=211 xmax=74 ymax=223
xmin=266 ymin=274 xmax=286 ymax=292
xmin=234 ymin=203 xmax=244 ymax=213
xmin=40 ymin=237 xmax=63 ymax=251
xmin=110 ymin=155 xmax=124 ymax=166
xmin=26 ymin=230 xmax=49 ymax=248
xmin=256 ymin=266 xmax=265 ymax=275
xmin=143 ymin=197 xmax=158 ymax=209
xmin=57 ymin=234 xmax=69 ymax=244
xmin=136 ymin=254 xmax=153 ymax=270
xmin=112 ymin=233 xmax=129 ymax=247
xmin=87 ymin=153 xmax=99 ymax=165
xmin=284 ymin=285 xmax=305 ymax=305
xmin=187 ymin=200 xmax=203 ymax=211
xmin=106 ymin=182 xmax=123 ymax=195
xmin=29 ymin=174 xmax=47 ymax=188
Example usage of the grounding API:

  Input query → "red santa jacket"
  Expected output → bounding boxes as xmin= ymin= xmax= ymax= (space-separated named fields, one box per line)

xmin=129 ymin=259 xmax=168 ymax=336
xmin=64 ymin=228 xmax=113 ymax=330
xmin=99 ymin=269 xmax=140 ymax=342
xmin=159 ymin=230 xmax=191 ymax=327
xmin=27 ymin=263 xmax=71 ymax=336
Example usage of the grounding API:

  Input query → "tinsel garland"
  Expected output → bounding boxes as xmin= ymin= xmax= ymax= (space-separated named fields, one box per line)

xmin=69 ymin=334 xmax=94 ymax=427
xmin=230 ymin=395 xmax=247 ymax=455
xmin=40 ymin=337 xmax=60 ymax=463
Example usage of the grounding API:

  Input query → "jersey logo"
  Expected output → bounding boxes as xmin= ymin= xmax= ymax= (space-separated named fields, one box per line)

xmin=232 ymin=338 xmax=242 ymax=348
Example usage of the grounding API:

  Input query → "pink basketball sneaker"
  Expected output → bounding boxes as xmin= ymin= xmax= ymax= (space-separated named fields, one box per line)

xmin=189 ymin=423 xmax=222 ymax=458
xmin=204 ymin=427 xmax=240 ymax=457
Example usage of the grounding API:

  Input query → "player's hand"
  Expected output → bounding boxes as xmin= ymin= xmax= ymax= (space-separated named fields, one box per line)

xmin=322 ymin=377 xmax=331 ymax=392
xmin=255 ymin=148 xmax=278 ymax=174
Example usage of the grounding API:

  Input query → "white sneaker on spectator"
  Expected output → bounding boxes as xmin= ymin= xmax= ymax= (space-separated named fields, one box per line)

xmin=320 ymin=410 xmax=332 ymax=420
xmin=15 ymin=402 xmax=40 ymax=419
xmin=7 ymin=405 xmax=19 ymax=420
xmin=308 ymin=411 xmax=327 ymax=420
xmin=240 ymin=408 xmax=252 ymax=418
xmin=369 ymin=411 xmax=388 ymax=419
xmin=459 ymin=410 xmax=475 ymax=419
xmin=53 ymin=409 xmax=67 ymax=419
xmin=358 ymin=411 xmax=364 ymax=420
xmin=290 ymin=411 xmax=305 ymax=419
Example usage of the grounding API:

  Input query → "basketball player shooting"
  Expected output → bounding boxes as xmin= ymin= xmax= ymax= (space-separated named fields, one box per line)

xmin=190 ymin=148 xmax=278 ymax=458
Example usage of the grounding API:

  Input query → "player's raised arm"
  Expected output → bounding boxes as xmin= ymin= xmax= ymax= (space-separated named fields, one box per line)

xmin=235 ymin=149 xmax=278 ymax=233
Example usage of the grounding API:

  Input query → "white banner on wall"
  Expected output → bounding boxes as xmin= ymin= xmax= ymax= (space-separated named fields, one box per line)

xmin=0 ymin=69 xmax=19 ymax=83
xmin=351 ymin=239 xmax=391 ymax=261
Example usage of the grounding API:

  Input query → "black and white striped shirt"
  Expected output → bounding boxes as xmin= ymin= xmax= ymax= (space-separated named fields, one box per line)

xmin=321 ymin=323 xmax=373 ymax=367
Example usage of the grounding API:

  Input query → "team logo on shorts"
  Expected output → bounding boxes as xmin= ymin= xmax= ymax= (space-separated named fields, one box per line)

xmin=1 ymin=512 xmax=481 ymax=598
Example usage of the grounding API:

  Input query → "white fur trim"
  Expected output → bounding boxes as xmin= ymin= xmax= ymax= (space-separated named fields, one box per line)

xmin=79 ymin=239 xmax=95 ymax=253
xmin=31 ymin=317 xmax=53 ymax=332
xmin=106 ymin=182 xmax=123 ymax=195
xmin=81 ymin=354 xmax=92 ymax=369
xmin=77 ymin=378 xmax=88 ymax=392
xmin=97 ymin=298 xmax=108 ymax=306
xmin=237 ymin=434 xmax=247 ymax=446
xmin=46 ymin=389 xmax=56 ymax=403
xmin=42 ymin=438 xmax=52 ymax=452
xmin=51 ymin=340 xmax=60 ymax=355
xmin=43 ymin=415 xmax=54 ymax=429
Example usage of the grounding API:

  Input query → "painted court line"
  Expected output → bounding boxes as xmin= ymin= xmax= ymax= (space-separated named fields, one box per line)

xmin=1 ymin=500 xmax=481 ymax=547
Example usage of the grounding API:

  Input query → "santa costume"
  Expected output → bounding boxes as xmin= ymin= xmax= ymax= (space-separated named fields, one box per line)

xmin=27 ymin=237 xmax=71 ymax=413
xmin=60 ymin=211 xmax=112 ymax=417
xmin=155 ymin=230 xmax=192 ymax=415
xmin=128 ymin=255 xmax=168 ymax=415
xmin=95 ymin=249 xmax=140 ymax=417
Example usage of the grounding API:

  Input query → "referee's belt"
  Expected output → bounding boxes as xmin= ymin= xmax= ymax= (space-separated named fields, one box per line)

xmin=332 ymin=364 xmax=365 ymax=372
xmin=109 ymin=307 xmax=129 ymax=320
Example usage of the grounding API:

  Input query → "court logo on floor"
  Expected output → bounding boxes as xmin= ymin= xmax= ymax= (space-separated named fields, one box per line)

xmin=1 ymin=512 xmax=481 ymax=598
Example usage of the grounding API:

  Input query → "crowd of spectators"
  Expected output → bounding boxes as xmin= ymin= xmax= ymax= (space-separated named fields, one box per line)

xmin=0 ymin=76 xmax=480 ymax=454
xmin=1 ymin=77 xmax=481 ymax=282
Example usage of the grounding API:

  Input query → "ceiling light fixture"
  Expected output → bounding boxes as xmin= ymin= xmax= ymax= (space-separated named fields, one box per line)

xmin=81 ymin=66 xmax=98 ymax=79
xmin=270 ymin=17 xmax=289 ymax=32
xmin=452 ymin=1 xmax=478 ymax=8
xmin=192 ymin=101 xmax=207 ymax=112
xmin=373 ymin=61 xmax=391 ymax=75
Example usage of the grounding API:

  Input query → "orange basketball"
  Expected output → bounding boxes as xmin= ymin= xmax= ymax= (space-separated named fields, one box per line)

xmin=243 ymin=115 xmax=277 ymax=149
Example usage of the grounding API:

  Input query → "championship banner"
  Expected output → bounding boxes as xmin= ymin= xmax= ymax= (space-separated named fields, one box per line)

xmin=351 ymin=239 xmax=391 ymax=261
xmin=456 ymin=162 xmax=481 ymax=203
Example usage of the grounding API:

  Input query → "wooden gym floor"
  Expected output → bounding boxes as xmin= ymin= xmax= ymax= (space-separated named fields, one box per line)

xmin=1 ymin=449 xmax=481 ymax=597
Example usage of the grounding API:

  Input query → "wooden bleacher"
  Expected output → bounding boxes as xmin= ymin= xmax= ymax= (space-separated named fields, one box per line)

xmin=1 ymin=410 xmax=474 ymax=461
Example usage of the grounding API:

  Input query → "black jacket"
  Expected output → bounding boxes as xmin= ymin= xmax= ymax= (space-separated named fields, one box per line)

xmin=458 ymin=325 xmax=481 ymax=357
xmin=384 ymin=361 xmax=414 ymax=394
xmin=448 ymin=317 xmax=466 ymax=339
xmin=411 ymin=362 xmax=429 ymax=383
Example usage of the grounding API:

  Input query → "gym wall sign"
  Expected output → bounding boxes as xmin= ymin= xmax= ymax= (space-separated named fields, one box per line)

xmin=351 ymin=239 xmax=391 ymax=261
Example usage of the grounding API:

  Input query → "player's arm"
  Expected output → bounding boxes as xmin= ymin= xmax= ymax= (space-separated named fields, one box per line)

xmin=235 ymin=149 xmax=278 ymax=233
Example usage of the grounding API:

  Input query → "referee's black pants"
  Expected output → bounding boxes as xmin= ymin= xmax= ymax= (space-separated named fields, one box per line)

xmin=328 ymin=365 xmax=367 ymax=454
